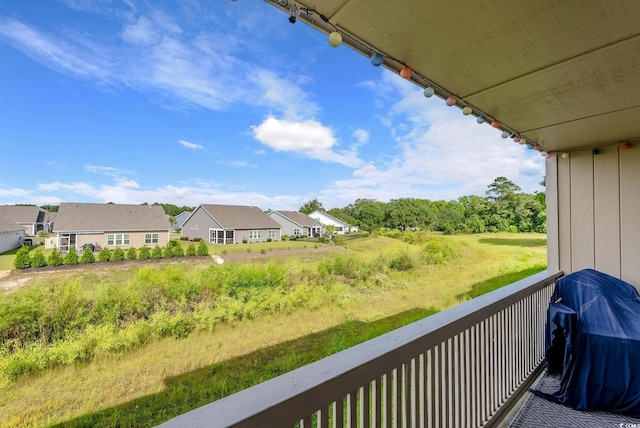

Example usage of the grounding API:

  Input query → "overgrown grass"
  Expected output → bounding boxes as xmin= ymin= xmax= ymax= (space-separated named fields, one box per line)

xmin=0 ymin=233 xmax=546 ymax=427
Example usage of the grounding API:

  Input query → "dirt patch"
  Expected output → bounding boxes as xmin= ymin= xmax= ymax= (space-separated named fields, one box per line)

xmin=0 ymin=245 xmax=341 ymax=291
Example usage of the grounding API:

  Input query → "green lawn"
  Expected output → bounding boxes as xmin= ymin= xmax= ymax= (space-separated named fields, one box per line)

xmin=0 ymin=233 xmax=546 ymax=427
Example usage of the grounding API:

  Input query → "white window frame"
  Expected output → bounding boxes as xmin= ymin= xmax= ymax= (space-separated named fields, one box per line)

xmin=268 ymin=230 xmax=276 ymax=239
xmin=249 ymin=230 xmax=261 ymax=240
xmin=107 ymin=234 xmax=130 ymax=246
xmin=145 ymin=233 xmax=159 ymax=244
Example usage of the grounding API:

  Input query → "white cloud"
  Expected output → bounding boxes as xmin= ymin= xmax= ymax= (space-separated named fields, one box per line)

xmin=250 ymin=70 xmax=320 ymax=121
xmin=121 ymin=17 xmax=159 ymax=46
xmin=178 ymin=139 xmax=204 ymax=150
xmin=314 ymin=74 xmax=546 ymax=207
xmin=0 ymin=18 xmax=112 ymax=82
xmin=353 ymin=128 xmax=369 ymax=145
xmin=252 ymin=117 xmax=363 ymax=168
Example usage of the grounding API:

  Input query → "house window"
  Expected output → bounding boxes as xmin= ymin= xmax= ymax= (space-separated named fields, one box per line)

xmin=107 ymin=234 xmax=130 ymax=246
xmin=293 ymin=228 xmax=300 ymax=236
xmin=145 ymin=233 xmax=159 ymax=244
xmin=268 ymin=230 xmax=276 ymax=239
xmin=249 ymin=230 xmax=261 ymax=239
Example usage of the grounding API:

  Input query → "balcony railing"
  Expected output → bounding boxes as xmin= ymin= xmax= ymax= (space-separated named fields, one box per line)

xmin=159 ymin=270 xmax=562 ymax=428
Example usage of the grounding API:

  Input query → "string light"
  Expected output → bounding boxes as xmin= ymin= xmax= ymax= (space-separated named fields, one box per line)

xmin=370 ymin=53 xmax=384 ymax=66
xmin=400 ymin=66 xmax=413 ymax=79
xmin=328 ymin=31 xmax=342 ymax=47
xmin=266 ymin=0 xmax=567 ymax=154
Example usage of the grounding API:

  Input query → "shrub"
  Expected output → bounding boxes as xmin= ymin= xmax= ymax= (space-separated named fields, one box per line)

xmin=126 ymin=247 xmax=137 ymax=260
xmin=30 ymin=251 xmax=47 ymax=268
xmin=112 ymin=247 xmax=125 ymax=261
xmin=172 ymin=245 xmax=184 ymax=257
xmin=152 ymin=246 xmax=163 ymax=259
xmin=163 ymin=246 xmax=175 ymax=258
xmin=13 ymin=246 xmax=31 ymax=269
xmin=388 ymin=249 xmax=415 ymax=271
xmin=64 ymin=248 xmax=79 ymax=265
xmin=80 ymin=248 xmax=95 ymax=264
xmin=179 ymin=236 xmax=189 ymax=241
xmin=138 ymin=247 xmax=151 ymax=260
xmin=185 ymin=243 xmax=196 ymax=256
xmin=47 ymin=248 xmax=64 ymax=267
xmin=98 ymin=248 xmax=111 ymax=262
xmin=422 ymin=237 xmax=460 ymax=264
xmin=192 ymin=237 xmax=202 ymax=242
xmin=196 ymin=240 xmax=209 ymax=256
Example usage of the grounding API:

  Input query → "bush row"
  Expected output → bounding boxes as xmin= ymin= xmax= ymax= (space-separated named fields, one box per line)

xmin=13 ymin=240 xmax=210 ymax=270
xmin=1 ymin=238 xmax=466 ymax=382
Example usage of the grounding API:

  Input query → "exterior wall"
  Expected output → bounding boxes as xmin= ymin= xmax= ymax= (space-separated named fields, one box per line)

xmin=181 ymin=207 xmax=221 ymax=241
xmin=235 ymin=228 xmax=281 ymax=243
xmin=547 ymin=145 xmax=640 ymax=287
xmin=268 ymin=214 xmax=303 ymax=237
xmin=59 ymin=231 xmax=169 ymax=251
xmin=0 ymin=229 xmax=25 ymax=253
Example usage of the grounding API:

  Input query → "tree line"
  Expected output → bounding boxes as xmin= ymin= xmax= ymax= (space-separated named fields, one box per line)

xmin=300 ymin=177 xmax=546 ymax=234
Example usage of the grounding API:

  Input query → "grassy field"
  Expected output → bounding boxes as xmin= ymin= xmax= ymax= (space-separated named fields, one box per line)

xmin=0 ymin=232 xmax=546 ymax=427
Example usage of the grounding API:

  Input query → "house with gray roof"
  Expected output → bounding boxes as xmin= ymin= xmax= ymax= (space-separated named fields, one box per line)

xmin=0 ymin=205 xmax=53 ymax=236
xmin=267 ymin=210 xmax=323 ymax=238
xmin=54 ymin=203 xmax=171 ymax=252
xmin=182 ymin=204 xmax=281 ymax=244
xmin=0 ymin=215 xmax=26 ymax=253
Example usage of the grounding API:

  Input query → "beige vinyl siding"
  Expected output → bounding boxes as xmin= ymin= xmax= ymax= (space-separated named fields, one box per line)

xmin=74 ymin=231 xmax=168 ymax=250
xmin=548 ymin=145 xmax=640 ymax=287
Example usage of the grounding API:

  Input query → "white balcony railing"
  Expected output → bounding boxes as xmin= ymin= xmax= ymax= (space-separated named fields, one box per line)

xmin=159 ymin=270 xmax=562 ymax=428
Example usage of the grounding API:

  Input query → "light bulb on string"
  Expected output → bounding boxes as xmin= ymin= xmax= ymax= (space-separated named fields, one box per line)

xmin=491 ymin=119 xmax=501 ymax=128
xmin=400 ymin=66 xmax=413 ymax=79
xmin=462 ymin=106 xmax=472 ymax=115
xmin=370 ymin=53 xmax=383 ymax=66
xmin=513 ymin=135 xmax=522 ymax=143
xmin=328 ymin=31 xmax=342 ymax=47
xmin=622 ymin=142 xmax=633 ymax=150
xmin=562 ymin=152 xmax=570 ymax=158
xmin=423 ymin=87 xmax=435 ymax=98
xmin=477 ymin=116 xmax=486 ymax=124
xmin=501 ymin=131 xmax=509 ymax=139
xmin=445 ymin=95 xmax=456 ymax=106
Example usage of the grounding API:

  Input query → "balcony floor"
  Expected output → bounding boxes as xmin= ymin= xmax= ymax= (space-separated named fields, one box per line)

xmin=504 ymin=371 xmax=640 ymax=427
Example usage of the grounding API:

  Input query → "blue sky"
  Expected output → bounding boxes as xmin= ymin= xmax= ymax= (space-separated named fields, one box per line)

xmin=0 ymin=0 xmax=545 ymax=211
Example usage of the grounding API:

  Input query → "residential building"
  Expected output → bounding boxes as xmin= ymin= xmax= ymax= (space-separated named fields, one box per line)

xmin=182 ymin=204 xmax=281 ymax=244
xmin=0 ymin=215 xmax=26 ymax=253
xmin=308 ymin=210 xmax=349 ymax=234
xmin=171 ymin=211 xmax=191 ymax=232
xmin=267 ymin=210 xmax=322 ymax=237
xmin=0 ymin=205 xmax=53 ymax=236
xmin=53 ymin=203 xmax=170 ymax=251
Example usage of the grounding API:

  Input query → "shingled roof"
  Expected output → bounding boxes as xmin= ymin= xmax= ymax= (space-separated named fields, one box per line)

xmin=0 ymin=205 xmax=48 ymax=223
xmin=270 ymin=210 xmax=318 ymax=228
xmin=0 ymin=215 xmax=22 ymax=233
xmin=199 ymin=204 xmax=280 ymax=229
xmin=54 ymin=203 xmax=170 ymax=232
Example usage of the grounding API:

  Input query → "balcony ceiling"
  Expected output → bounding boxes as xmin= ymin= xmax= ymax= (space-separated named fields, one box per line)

xmin=265 ymin=0 xmax=640 ymax=153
